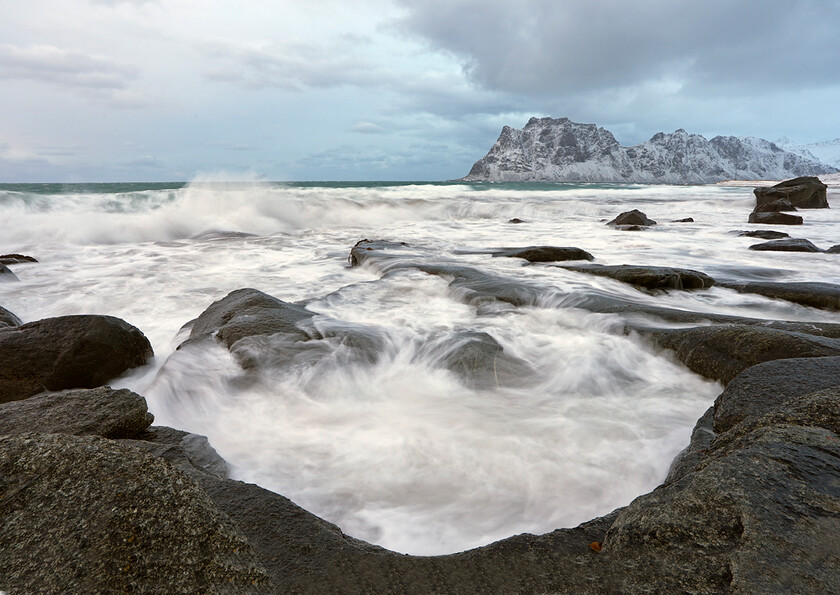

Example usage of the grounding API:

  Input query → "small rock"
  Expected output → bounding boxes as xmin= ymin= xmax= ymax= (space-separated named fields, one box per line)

xmin=508 ymin=218 xmax=526 ymax=224
xmin=0 ymin=305 xmax=21 ymax=328
xmin=748 ymin=211 xmax=803 ymax=225
xmin=671 ymin=217 xmax=694 ymax=223
xmin=0 ymin=253 xmax=38 ymax=265
xmin=737 ymin=230 xmax=790 ymax=240
xmin=0 ymin=263 xmax=19 ymax=281
xmin=748 ymin=238 xmax=822 ymax=252
xmin=606 ymin=209 xmax=656 ymax=227
xmin=827 ymin=245 xmax=840 ymax=254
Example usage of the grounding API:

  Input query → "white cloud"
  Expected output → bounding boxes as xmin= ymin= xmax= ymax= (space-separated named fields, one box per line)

xmin=0 ymin=44 xmax=136 ymax=90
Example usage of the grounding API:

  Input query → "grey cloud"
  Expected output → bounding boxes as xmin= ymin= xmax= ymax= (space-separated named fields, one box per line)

xmin=395 ymin=0 xmax=840 ymax=95
xmin=351 ymin=121 xmax=384 ymax=133
xmin=0 ymin=44 xmax=136 ymax=90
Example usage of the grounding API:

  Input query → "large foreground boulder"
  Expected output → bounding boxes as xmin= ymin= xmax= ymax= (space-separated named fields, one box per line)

xmin=754 ymin=176 xmax=829 ymax=209
xmin=0 ymin=315 xmax=153 ymax=404
xmin=0 ymin=386 xmax=154 ymax=438
xmin=643 ymin=324 xmax=840 ymax=384
xmin=0 ymin=433 xmax=270 ymax=593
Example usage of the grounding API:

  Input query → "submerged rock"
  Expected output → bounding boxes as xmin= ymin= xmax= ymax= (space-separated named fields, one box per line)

xmin=491 ymin=245 xmax=594 ymax=262
xmin=748 ymin=211 xmax=803 ymax=225
xmin=0 ymin=386 xmax=153 ymax=438
xmin=0 ymin=305 xmax=20 ymax=328
xmin=828 ymin=245 xmax=840 ymax=254
xmin=0 ymin=433 xmax=271 ymax=593
xmin=643 ymin=325 xmax=840 ymax=384
xmin=561 ymin=264 xmax=715 ymax=290
xmin=0 ymin=315 xmax=153 ymax=404
xmin=0 ymin=263 xmax=18 ymax=281
xmin=754 ymin=176 xmax=829 ymax=209
xmin=671 ymin=217 xmax=694 ymax=222
xmin=748 ymin=238 xmax=823 ymax=252
xmin=718 ymin=281 xmax=840 ymax=311
xmin=606 ymin=209 xmax=656 ymax=227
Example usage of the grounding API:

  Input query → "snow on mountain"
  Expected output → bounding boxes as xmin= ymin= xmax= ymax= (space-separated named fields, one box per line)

xmin=463 ymin=117 xmax=837 ymax=183
xmin=776 ymin=138 xmax=840 ymax=169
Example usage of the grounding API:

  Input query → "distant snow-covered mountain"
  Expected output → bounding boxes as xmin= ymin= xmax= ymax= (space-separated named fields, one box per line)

xmin=462 ymin=117 xmax=837 ymax=183
xmin=775 ymin=137 xmax=840 ymax=170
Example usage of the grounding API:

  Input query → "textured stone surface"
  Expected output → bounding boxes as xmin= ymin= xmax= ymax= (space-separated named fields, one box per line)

xmin=0 ymin=433 xmax=271 ymax=593
xmin=737 ymin=229 xmax=789 ymax=239
xmin=562 ymin=263 xmax=714 ymax=290
xmin=754 ymin=176 xmax=829 ymax=209
xmin=0 ymin=305 xmax=20 ymax=328
xmin=0 ymin=263 xmax=18 ymax=280
xmin=0 ymin=386 xmax=153 ymax=438
xmin=0 ymin=253 xmax=38 ymax=264
xmin=491 ymin=245 xmax=594 ymax=262
xmin=606 ymin=209 xmax=656 ymax=227
xmin=0 ymin=315 xmax=153 ymax=404
xmin=643 ymin=324 xmax=840 ymax=384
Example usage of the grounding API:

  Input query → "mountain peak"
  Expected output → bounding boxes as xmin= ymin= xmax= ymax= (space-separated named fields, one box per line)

xmin=462 ymin=117 xmax=837 ymax=183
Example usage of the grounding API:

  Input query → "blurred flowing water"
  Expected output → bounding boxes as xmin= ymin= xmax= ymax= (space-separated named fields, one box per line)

xmin=2 ymin=179 xmax=839 ymax=554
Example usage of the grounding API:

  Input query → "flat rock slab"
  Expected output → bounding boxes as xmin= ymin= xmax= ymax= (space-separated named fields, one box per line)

xmin=737 ymin=230 xmax=790 ymax=240
xmin=0 ymin=263 xmax=18 ymax=281
xmin=643 ymin=324 xmax=840 ymax=384
xmin=491 ymin=245 xmax=594 ymax=262
xmin=754 ymin=176 xmax=829 ymax=209
xmin=0 ymin=315 xmax=153 ymax=404
xmin=718 ymin=281 xmax=840 ymax=311
xmin=0 ymin=433 xmax=270 ymax=593
xmin=561 ymin=264 xmax=715 ymax=290
xmin=0 ymin=386 xmax=153 ymax=438
xmin=748 ymin=211 xmax=803 ymax=225
xmin=713 ymin=356 xmax=840 ymax=432
xmin=748 ymin=238 xmax=822 ymax=252
xmin=606 ymin=209 xmax=656 ymax=227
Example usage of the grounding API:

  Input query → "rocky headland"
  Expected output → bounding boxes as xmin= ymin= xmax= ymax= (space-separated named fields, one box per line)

xmin=2 ymin=181 xmax=840 ymax=593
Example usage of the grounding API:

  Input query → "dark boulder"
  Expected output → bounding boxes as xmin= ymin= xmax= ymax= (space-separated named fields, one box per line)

xmin=0 ymin=315 xmax=153 ymax=404
xmin=0 ymin=433 xmax=271 ymax=593
xmin=606 ymin=209 xmax=656 ymax=227
xmin=0 ymin=305 xmax=20 ymax=328
xmin=0 ymin=386 xmax=153 ymax=438
xmin=737 ymin=230 xmax=790 ymax=239
xmin=748 ymin=238 xmax=822 ymax=252
xmin=561 ymin=264 xmax=715 ymax=290
xmin=0 ymin=263 xmax=18 ymax=281
xmin=664 ymin=407 xmax=715 ymax=485
xmin=754 ymin=176 xmax=828 ymax=209
xmin=751 ymin=198 xmax=797 ymax=212
xmin=713 ymin=356 xmax=840 ymax=433
xmin=0 ymin=253 xmax=38 ymax=264
xmin=642 ymin=324 xmax=840 ymax=384
xmin=129 ymin=425 xmax=230 ymax=480
xmin=828 ymin=245 xmax=840 ymax=254
xmin=348 ymin=238 xmax=411 ymax=267
xmin=748 ymin=211 xmax=803 ymax=225
xmin=491 ymin=245 xmax=594 ymax=262
xmin=717 ymin=281 xmax=840 ymax=311
xmin=671 ymin=217 xmax=694 ymax=222
xmin=507 ymin=218 xmax=526 ymax=224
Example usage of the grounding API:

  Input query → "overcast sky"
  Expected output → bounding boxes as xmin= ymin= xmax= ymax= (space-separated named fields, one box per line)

xmin=2 ymin=0 xmax=838 ymax=182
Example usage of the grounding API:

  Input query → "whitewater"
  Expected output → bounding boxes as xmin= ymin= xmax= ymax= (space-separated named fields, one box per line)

xmin=2 ymin=179 xmax=839 ymax=555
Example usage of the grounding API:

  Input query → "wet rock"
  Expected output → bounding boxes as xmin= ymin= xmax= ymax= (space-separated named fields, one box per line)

xmin=751 ymin=198 xmax=797 ymax=212
xmin=0 ymin=433 xmax=271 ymax=593
xmin=507 ymin=218 xmax=526 ymax=224
xmin=0 ymin=263 xmax=18 ymax=281
xmin=828 ymin=245 xmax=840 ymax=254
xmin=642 ymin=324 xmax=840 ymax=384
xmin=561 ymin=264 xmax=715 ymax=290
xmin=737 ymin=230 xmax=790 ymax=239
xmin=717 ymin=281 xmax=840 ymax=311
xmin=748 ymin=211 xmax=803 ymax=225
xmin=0 ymin=386 xmax=153 ymax=438
xmin=0 ymin=305 xmax=20 ymax=328
xmin=606 ymin=209 xmax=656 ymax=227
xmin=754 ymin=176 xmax=829 ymax=209
xmin=671 ymin=217 xmax=694 ymax=222
xmin=0 ymin=315 xmax=153 ymax=404
xmin=748 ymin=238 xmax=822 ymax=252
xmin=0 ymin=253 xmax=38 ymax=264
xmin=348 ymin=238 xmax=411 ymax=267
xmin=713 ymin=356 xmax=840 ymax=433
xmin=419 ymin=264 xmax=547 ymax=308
xmin=491 ymin=245 xmax=594 ymax=262
xmin=664 ymin=407 xmax=715 ymax=485
xmin=130 ymin=426 xmax=229 ymax=479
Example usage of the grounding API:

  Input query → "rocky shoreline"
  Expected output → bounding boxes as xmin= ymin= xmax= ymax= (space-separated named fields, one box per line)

xmin=2 ymin=179 xmax=840 ymax=593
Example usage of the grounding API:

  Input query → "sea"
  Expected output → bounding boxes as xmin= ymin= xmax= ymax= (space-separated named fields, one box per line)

xmin=2 ymin=179 xmax=839 ymax=555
